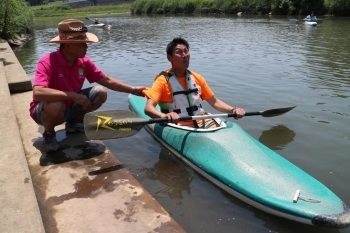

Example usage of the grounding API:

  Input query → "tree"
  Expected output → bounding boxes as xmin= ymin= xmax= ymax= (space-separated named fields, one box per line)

xmin=0 ymin=0 xmax=33 ymax=40
xmin=324 ymin=0 xmax=350 ymax=15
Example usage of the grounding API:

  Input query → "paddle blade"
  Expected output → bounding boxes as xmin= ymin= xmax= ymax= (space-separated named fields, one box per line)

xmin=260 ymin=106 xmax=296 ymax=117
xmin=83 ymin=110 xmax=146 ymax=140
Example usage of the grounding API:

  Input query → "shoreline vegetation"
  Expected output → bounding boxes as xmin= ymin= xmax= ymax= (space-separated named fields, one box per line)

xmin=130 ymin=0 xmax=349 ymax=16
xmin=31 ymin=2 xmax=131 ymax=17
xmin=1 ymin=0 xmax=349 ymax=44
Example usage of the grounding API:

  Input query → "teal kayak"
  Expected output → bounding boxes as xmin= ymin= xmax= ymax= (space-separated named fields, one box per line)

xmin=305 ymin=21 xmax=317 ymax=26
xmin=128 ymin=94 xmax=350 ymax=228
xmin=88 ymin=23 xmax=105 ymax=28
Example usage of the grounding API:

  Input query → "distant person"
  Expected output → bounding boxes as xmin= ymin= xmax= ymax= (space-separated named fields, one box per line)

xmin=29 ymin=19 xmax=146 ymax=152
xmin=94 ymin=18 xmax=100 ymax=24
xmin=142 ymin=37 xmax=245 ymax=127
xmin=304 ymin=11 xmax=317 ymax=21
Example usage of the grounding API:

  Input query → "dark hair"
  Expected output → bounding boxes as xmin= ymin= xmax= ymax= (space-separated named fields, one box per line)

xmin=166 ymin=37 xmax=189 ymax=55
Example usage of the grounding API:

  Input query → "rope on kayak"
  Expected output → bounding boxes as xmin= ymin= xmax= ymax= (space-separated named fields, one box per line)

xmin=299 ymin=196 xmax=321 ymax=203
xmin=293 ymin=189 xmax=321 ymax=203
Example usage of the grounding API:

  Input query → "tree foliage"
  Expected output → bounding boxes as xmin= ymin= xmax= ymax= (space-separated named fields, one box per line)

xmin=0 ymin=0 xmax=34 ymax=40
xmin=324 ymin=0 xmax=350 ymax=15
xmin=131 ymin=0 xmax=350 ymax=16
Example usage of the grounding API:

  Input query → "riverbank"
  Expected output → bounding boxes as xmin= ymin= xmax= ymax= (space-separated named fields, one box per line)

xmin=31 ymin=2 xmax=131 ymax=17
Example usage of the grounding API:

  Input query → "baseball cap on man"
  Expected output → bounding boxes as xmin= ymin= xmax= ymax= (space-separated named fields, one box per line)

xmin=50 ymin=19 xmax=98 ymax=43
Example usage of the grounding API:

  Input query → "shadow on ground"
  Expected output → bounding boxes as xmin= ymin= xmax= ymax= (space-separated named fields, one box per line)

xmin=33 ymin=129 xmax=106 ymax=166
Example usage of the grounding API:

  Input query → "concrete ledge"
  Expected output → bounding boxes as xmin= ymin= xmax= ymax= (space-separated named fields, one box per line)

xmin=0 ymin=62 xmax=45 ymax=233
xmin=0 ymin=42 xmax=32 ymax=93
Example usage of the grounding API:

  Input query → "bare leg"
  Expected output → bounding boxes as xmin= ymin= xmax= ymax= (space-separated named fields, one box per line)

xmin=41 ymin=101 xmax=66 ymax=133
xmin=73 ymin=86 xmax=107 ymax=121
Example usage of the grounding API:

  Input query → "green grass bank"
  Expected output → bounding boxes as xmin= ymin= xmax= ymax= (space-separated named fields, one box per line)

xmin=31 ymin=2 xmax=131 ymax=17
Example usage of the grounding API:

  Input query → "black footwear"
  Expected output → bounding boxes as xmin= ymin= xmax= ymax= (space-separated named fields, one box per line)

xmin=42 ymin=131 xmax=58 ymax=152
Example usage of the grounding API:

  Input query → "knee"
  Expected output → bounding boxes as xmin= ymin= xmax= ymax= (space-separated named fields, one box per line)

xmin=43 ymin=101 xmax=65 ymax=116
xmin=94 ymin=86 xmax=107 ymax=103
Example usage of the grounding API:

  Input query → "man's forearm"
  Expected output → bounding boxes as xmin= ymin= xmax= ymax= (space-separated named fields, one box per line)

xmin=33 ymin=87 xmax=77 ymax=102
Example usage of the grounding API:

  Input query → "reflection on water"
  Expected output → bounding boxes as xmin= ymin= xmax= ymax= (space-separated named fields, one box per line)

xmin=259 ymin=124 xmax=295 ymax=150
xmin=148 ymin=148 xmax=193 ymax=201
xmin=128 ymin=147 xmax=194 ymax=202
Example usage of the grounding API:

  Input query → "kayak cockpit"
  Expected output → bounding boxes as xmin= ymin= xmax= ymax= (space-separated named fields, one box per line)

xmin=167 ymin=115 xmax=227 ymax=132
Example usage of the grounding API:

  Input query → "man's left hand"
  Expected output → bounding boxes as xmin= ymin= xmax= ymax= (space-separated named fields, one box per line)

xmin=133 ymin=86 xmax=146 ymax=96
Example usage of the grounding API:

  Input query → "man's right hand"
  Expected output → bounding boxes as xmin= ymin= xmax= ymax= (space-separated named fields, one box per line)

xmin=162 ymin=112 xmax=181 ymax=123
xmin=73 ymin=93 xmax=91 ymax=110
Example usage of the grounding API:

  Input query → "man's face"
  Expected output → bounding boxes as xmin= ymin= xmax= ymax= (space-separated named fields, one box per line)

xmin=66 ymin=43 xmax=88 ymax=58
xmin=167 ymin=44 xmax=190 ymax=70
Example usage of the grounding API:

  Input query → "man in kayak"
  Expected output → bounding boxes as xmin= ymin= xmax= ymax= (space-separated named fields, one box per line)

xmin=304 ymin=11 xmax=317 ymax=21
xmin=142 ymin=37 xmax=245 ymax=127
xmin=29 ymin=19 xmax=146 ymax=152
xmin=94 ymin=18 xmax=100 ymax=24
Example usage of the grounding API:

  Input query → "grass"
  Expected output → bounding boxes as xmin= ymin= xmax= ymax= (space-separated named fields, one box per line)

xmin=31 ymin=2 xmax=132 ymax=17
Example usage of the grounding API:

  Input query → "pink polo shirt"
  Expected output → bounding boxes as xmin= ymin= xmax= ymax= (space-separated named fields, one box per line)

xmin=29 ymin=49 xmax=105 ymax=119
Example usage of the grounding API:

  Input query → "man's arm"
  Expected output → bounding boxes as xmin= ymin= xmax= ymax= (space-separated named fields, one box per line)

xmin=145 ymin=99 xmax=165 ymax=118
xmin=145 ymin=98 xmax=180 ymax=122
xmin=206 ymin=95 xmax=236 ymax=113
xmin=33 ymin=86 xmax=79 ymax=102
xmin=33 ymin=86 xmax=92 ymax=109
xmin=97 ymin=75 xmax=145 ymax=96
xmin=206 ymin=96 xmax=245 ymax=117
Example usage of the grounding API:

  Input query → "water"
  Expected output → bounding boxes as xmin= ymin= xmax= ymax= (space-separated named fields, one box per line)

xmin=14 ymin=15 xmax=350 ymax=232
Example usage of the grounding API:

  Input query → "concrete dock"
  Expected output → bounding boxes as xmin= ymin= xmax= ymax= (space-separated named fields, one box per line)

xmin=0 ymin=41 xmax=185 ymax=233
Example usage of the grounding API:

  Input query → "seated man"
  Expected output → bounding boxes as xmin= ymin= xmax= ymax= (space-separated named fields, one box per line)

xmin=142 ymin=37 xmax=245 ymax=127
xmin=304 ymin=11 xmax=317 ymax=21
xmin=29 ymin=19 xmax=145 ymax=152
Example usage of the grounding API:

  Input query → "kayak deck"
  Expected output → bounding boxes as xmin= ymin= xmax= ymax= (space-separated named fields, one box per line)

xmin=128 ymin=94 xmax=350 ymax=228
xmin=88 ymin=23 xmax=105 ymax=28
xmin=305 ymin=21 xmax=317 ymax=26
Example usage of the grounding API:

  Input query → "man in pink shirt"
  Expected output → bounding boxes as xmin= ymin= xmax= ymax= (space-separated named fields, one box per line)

xmin=30 ymin=19 xmax=145 ymax=152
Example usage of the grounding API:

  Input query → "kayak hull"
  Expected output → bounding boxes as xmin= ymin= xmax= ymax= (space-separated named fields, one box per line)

xmin=128 ymin=94 xmax=350 ymax=228
xmin=88 ymin=23 xmax=105 ymax=28
xmin=305 ymin=21 xmax=317 ymax=26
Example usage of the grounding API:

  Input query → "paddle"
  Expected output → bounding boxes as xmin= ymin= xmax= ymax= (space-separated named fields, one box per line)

xmin=83 ymin=106 xmax=296 ymax=140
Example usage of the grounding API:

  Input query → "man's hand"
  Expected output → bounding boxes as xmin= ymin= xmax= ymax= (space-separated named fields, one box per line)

xmin=162 ymin=112 xmax=181 ymax=123
xmin=233 ymin=107 xmax=245 ymax=119
xmin=132 ymin=86 xmax=146 ymax=96
xmin=73 ymin=93 xmax=91 ymax=110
